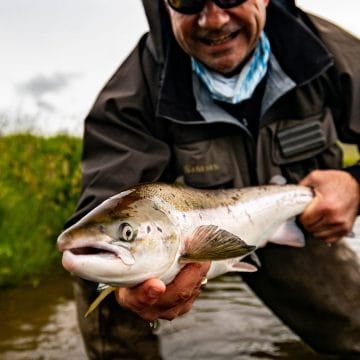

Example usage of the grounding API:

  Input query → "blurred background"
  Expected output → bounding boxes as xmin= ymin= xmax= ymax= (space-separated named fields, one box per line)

xmin=0 ymin=1 xmax=359 ymax=359
xmin=1 ymin=0 xmax=359 ymax=136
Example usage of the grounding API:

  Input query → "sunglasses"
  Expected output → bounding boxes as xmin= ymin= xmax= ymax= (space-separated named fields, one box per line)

xmin=167 ymin=0 xmax=248 ymax=15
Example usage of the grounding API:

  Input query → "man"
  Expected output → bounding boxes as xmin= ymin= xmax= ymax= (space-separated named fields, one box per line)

xmin=67 ymin=0 xmax=360 ymax=358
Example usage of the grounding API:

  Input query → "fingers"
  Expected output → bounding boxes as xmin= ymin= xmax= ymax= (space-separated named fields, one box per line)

xmin=299 ymin=196 xmax=350 ymax=235
xmin=299 ymin=170 xmax=360 ymax=243
xmin=116 ymin=278 xmax=166 ymax=314
xmin=299 ymin=191 xmax=355 ymax=241
xmin=160 ymin=291 xmax=201 ymax=320
xmin=310 ymin=224 xmax=350 ymax=244
xmin=158 ymin=263 xmax=207 ymax=307
xmin=115 ymin=262 xmax=210 ymax=322
xmin=151 ymin=264 xmax=206 ymax=321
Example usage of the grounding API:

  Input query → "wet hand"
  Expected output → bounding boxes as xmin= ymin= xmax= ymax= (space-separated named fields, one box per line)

xmin=115 ymin=262 xmax=210 ymax=321
xmin=299 ymin=169 xmax=360 ymax=244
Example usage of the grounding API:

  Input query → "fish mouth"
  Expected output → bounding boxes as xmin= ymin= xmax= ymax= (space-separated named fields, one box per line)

xmin=69 ymin=247 xmax=111 ymax=256
xmin=65 ymin=243 xmax=119 ymax=256
xmin=61 ymin=247 xmax=135 ymax=285
xmin=61 ymin=241 xmax=135 ymax=266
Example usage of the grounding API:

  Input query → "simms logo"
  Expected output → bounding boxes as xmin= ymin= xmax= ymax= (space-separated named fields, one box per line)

xmin=183 ymin=163 xmax=220 ymax=174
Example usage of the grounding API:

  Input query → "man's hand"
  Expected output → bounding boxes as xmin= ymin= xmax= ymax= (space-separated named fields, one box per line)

xmin=115 ymin=262 xmax=210 ymax=321
xmin=299 ymin=169 xmax=360 ymax=244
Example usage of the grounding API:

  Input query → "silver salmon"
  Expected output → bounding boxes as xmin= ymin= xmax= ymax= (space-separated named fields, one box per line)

xmin=57 ymin=183 xmax=313 ymax=315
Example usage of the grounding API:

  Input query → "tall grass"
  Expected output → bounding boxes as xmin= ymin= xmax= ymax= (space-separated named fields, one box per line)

xmin=0 ymin=134 xmax=81 ymax=286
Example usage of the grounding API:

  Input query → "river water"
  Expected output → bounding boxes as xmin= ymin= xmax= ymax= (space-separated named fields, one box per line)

xmin=1 ymin=221 xmax=359 ymax=360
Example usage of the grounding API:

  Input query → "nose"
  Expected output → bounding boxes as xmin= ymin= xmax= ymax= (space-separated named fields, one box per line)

xmin=198 ymin=1 xmax=230 ymax=29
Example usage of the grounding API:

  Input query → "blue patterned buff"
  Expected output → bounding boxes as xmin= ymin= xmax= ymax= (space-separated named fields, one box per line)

xmin=192 ymin=32 xmax=271 ymax=104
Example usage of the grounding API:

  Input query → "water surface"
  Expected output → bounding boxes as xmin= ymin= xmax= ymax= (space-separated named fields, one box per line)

xmin=1 ymin=222 xmax=359 ymax=359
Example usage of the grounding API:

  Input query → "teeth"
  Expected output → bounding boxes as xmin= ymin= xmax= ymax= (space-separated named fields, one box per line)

xmin=204 ymin=33 xmax=234 ymax=46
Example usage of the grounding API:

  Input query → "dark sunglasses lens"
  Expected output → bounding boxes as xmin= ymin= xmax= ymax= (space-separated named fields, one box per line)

xmin=167 ymin=0 xmax=205 ymax=14
xmin=216 ymin=0 xmax=248 ymax=8
xmin=167 ymin=0 xmax=248 ymax=14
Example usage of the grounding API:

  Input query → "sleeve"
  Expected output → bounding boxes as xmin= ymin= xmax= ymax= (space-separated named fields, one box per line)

xmin=345 ymin=163 xmax=360 ymax=183
xmin=308 ymin=15 xmax=360 ymax=183
xmin=66 ymin=39 xmax=171 ymax=226
xmin=325 ymin=30 xmax=360 ymax=184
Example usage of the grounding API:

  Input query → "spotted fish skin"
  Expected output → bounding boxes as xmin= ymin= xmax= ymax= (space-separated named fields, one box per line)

xmin=57 ymin=183 xmax=313 ymax=287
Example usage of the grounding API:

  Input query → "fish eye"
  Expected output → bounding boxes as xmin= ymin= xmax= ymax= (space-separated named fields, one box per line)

xmin=119 ymin=223 xmax=136 ymax=242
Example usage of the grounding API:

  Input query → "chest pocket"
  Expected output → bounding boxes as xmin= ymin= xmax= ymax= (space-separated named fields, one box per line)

xmin=258 ymin=107 xmax=343 ymax=184
xmin=173 ymin=136 xmax=250 ymax=189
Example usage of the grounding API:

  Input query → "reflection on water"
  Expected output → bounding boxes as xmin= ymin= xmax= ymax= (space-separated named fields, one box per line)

xmin=1 ymin=220 xmax=359 ymax=360
xmin=157 ymin=276 xmax=330 ymax=360
xmin=0 ymin=270 xmax=86 ymax=360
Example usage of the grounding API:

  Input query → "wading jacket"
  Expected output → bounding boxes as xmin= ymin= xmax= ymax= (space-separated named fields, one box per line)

xmin=68 ymin=0 xmax=360 ymax=225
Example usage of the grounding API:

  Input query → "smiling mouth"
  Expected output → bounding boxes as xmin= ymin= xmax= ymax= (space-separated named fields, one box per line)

xmin=201 ymin=29 xmax=241 ymax=46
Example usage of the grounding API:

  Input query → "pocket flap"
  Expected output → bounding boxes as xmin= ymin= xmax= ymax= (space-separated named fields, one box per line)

xmin=271 ymin=109 xmax=338 ymax=165
xmin=277 ymin=120 xmax=326 ymax=158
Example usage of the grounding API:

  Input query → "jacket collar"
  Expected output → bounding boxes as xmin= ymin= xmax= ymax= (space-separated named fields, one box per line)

xmin=265 ymin=2 xmax=333 ymax=86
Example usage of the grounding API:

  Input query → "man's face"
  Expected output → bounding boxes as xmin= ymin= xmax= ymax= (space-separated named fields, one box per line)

xmin=165 ymin=0 xmax=269 ymax=75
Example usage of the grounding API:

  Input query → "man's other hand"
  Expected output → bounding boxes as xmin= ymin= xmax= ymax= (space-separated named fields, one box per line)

xmin=299 ymin=169 xmax=360 ymax=244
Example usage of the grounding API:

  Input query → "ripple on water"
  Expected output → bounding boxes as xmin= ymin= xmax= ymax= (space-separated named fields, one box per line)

xmin=0 ymin=270 xmax=87 ymax=360
xmin=0 ymin=218 xmax=359 ymax=359
xmin=156 ymin=274 xmax=318 ymax=360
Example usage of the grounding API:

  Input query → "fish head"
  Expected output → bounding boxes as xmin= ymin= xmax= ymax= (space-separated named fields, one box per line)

xmin=57 ymin=189 xmax=180 ymax=286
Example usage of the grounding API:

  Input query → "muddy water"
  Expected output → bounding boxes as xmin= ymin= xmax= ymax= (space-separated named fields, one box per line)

xmin=1 ymin=222 xmax=359 ymax=360
xmin=0 ymin=270 xmax=86 ymax=360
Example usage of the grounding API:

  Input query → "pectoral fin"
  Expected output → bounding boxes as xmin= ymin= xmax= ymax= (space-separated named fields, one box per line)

xmin=85 ymin=286 xmax=116 ymax=318
xmin=180 ymin=225 xmax=255 ymax=263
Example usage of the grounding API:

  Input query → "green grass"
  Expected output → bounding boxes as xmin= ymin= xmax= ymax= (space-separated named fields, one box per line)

xmin=0 ymin=134 xmax=81 ymax=286
xmin=340 ymin=142 xmax=360 ymax=167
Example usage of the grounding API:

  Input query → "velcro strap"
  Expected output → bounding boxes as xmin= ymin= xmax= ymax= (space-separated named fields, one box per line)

xmin=277 ymin=121 xmax=326 ymax=158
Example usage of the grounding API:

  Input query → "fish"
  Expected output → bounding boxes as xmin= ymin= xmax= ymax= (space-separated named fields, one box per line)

xmin=57 ymin=182 xmax=314 ymax=316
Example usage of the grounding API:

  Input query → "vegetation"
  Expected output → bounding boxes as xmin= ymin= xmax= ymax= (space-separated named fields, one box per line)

xmin=0 ymin=134 xmax=81 ymax=286
xmin=0 ymin=134 xmax=358 ymax=288
xmin=340 ymin=142 xmax=360 ymax=167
